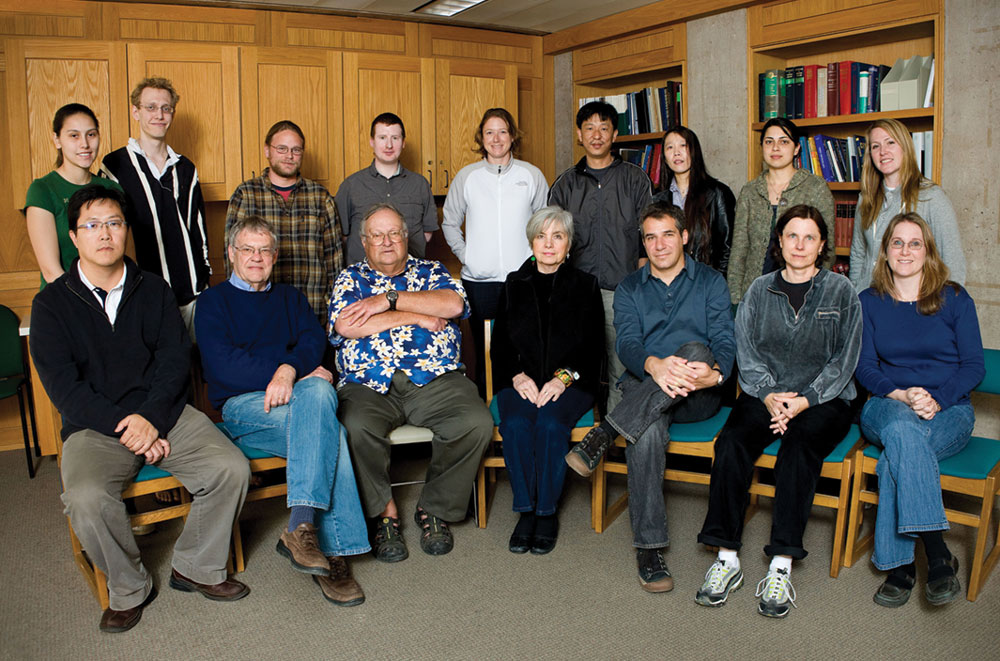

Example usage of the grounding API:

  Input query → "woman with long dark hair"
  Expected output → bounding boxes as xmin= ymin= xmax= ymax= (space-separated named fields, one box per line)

xmin=849 ymin=118 xmax=965 ymax=291
xmin=653 ymin=126 xmax=735 ymax=275
xmin=24 ymin=103 xmax=123 ymax=287
xmin=857 ymin=212 xmax=984 ymax=607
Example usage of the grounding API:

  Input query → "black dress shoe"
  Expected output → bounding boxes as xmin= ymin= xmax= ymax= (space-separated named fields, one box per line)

xmin=509 ymin=513 xmax=535 ymax=554
xmin=926 ymin=554 xmax=961 ymax=606
xmin=873 ymin=571 xmax=914 ymax=608
xmin=99 ymin=587 xmax=157 ymax=633
xmin=531 ymin=514 xmax=559 ymax=555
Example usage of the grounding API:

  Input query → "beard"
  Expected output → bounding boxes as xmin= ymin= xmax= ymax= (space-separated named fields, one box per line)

xmin=269 ymin=160 xmax=301 ymax=179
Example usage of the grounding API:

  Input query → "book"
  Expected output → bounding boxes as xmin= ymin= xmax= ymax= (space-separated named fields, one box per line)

xmin=817 ymin=66 xmax=828 ymax=117
xmin=850 ymin=62 xmax=873 ymax=113
xmin=784 ymin=68 xmax=795 ymax=118
xmin=922 ymin=130 xmax=933 ymax=179
xmin=825 ymin=137 xmax=844 ymax=182
xmin=813 ymin=135 xmax=834 ymax=181
xmin=793 ymin=65 xmax=805 ymax=119
xmin=650 ymin=142 xmax=663 ymax=187
xmin=923 ymin=58 xmax=935 ymax=108
xmin=807 ymin=136 xmax=822 ymax=175
xmin=803 ymin=64 xmax=819 ymax=118
xmin=858 ymin=70 xmax=870 ymax=114
xmin=758 ymin=73 xmax=766 ymax=121
xmin=839 ymin=60 xmax=854 ymax=116
xmin=827 ymin=62 xmax=839 ymax=115
xmin=763 ymin=69 xmax=781 ymax=119
xmin=797 ymin=136 xmax=812 ymax=173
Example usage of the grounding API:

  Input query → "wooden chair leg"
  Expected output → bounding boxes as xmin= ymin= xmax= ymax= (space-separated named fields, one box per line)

xmin=476 ymin=461 xmax=488 ymax=529
xmin=966 ymin=474 xmax=999 ymax=602
xmin=67 ymin=518 xmax=109 ymax=610
xmin=844 ymin=452 xmax=873 ymax=568
xmin=829 ymin=457 xmax=853 ymax=578
xmin=232 ymin=519 xmax=245 ymax=574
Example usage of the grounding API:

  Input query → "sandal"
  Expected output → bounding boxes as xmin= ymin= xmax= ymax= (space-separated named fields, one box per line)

xmin=414 ymin=506 xmax=453 ymax=556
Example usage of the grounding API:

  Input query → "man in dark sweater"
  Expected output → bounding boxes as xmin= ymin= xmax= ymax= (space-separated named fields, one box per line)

xmin=195 ymin=215 xmax=369 ymax=607
xmin=100 ymin=77 xmax=209 ymax=338
xmin=29 ymin=186 xmax=250 ymax=634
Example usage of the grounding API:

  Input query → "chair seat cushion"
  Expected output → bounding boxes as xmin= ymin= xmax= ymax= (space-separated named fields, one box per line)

xmin=763 ymin=424 xmax=860 ymax=462
xmin=134 ymin=464 xmax=171 ymax=482
xmin=863 ymin=436 xmax=1000 ymax=480
xmin=668 ymin=406 xmax=731 ymax=443
xmin=388 ymin=424 xmax=434 ymax=444
xmin=489 ymin=396 xmax=595 ymax=428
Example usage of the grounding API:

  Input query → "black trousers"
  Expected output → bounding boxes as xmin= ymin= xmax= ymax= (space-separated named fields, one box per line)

xmin=697 ymin=394 xmax=850 ymax=559
xmin=463 ymin=279 xmax=503 ymax=400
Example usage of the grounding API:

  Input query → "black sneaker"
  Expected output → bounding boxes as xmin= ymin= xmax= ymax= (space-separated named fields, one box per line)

xmin=414 ymin=506 xmax=454 ymax=556
xmin=636 ymin=548 xmax=674 ymax=593
xmin=372 ymin=516 xmax=408 ymax=563
xmin=565 ymin=427 xmax=613 ymax=477
xmin=926 ymin=554 xmax=961 ymax=606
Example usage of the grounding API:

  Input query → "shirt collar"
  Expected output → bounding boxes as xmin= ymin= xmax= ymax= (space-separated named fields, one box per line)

xmin=639 ymin=253 xmax=695 ymax=283
xmin=127 ymin=137 xmax=181 ymax=168
xmin=228 ymin=272 xmax=271 ymax=292
xmin=77 ymin=263 xmax=127 ymax=295
xmin=367 ymin=160 xmax=403 ymax=179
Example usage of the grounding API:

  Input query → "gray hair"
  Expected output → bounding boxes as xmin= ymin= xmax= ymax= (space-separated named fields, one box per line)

xmin=525 ymin=205 xmax=574 ymax=247
xmin=360 ymin=203 xmax=408 ymax=240
xmin=228 ymin=215 xmax=277 ymax=249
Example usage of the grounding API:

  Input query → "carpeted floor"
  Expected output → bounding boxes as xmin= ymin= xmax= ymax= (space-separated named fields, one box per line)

xmin=1 ymin=446 xmax=997 ymax=660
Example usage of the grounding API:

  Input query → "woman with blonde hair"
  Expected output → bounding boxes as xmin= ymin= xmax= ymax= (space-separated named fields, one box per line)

xmin=849 ymin=118 xmax=965 ymax=291
xmin=856 ymin=212 xmax=984 ymax=607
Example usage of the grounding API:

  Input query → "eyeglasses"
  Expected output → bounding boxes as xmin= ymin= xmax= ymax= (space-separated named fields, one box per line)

xmin=365 ymin=229 xmax=405 ymax=243
xmin=140 ymin=104 xmax=174 ymax=115
xmin=77 ymin=220 xmax=127 ymax=232
xmin=889 ymin=239 xmax=924 ymax=251
xmin=234 ymin=245 xmax=276 ymax=258
xmin=270 ymin=145 xmax=304 ymax=156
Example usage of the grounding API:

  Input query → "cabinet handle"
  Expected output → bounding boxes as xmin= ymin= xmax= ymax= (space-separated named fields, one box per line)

xmin=427 ymin=169 xmax=433 ymax=189
xmin=444 ymin=169 xmax=450 ymax=188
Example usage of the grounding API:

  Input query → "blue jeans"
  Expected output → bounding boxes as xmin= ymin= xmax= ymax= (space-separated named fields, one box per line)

xmin=497 ymin=386 xmax=594 ymax=516
xmin=860 ymin=397 xmax=974 ymax=570
xmin=221 ymin=378 xmax=370 ymax=557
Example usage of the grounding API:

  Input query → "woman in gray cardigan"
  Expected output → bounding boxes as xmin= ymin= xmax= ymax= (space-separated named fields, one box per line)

xmin=696 ymin=205 xmax=861 ymax=620
xmin=849 ymin=118 xmax=966 ymax=292
xmin=727 ymin=118 xmax=835 ymax=304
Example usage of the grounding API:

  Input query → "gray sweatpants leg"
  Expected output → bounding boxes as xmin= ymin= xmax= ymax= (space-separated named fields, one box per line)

xmin=61 ymin=405 xmax=250 ymax=610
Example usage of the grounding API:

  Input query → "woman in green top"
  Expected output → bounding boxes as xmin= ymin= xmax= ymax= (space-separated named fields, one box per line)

xmin=727 ymin=118 xmax=835 ymax=304
xmin=24 ymin=103 xmax=122 ymax=287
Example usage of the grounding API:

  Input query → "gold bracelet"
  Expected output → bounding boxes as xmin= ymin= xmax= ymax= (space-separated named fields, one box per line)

xmin=554 ymin=369 xmax=574 ymax=386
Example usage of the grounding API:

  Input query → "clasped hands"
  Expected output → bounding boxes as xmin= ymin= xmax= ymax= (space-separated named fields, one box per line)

xmin=116 ymin=413 xmax=169 ymax=464
xmin=646 ymin=355 xmax=717 ymax=399
xmin=891 ymin=386 xmax=941 ymax=420
xmin=512 ymin=372 xmax=565 ymax=407
xmin=338 ymin=293 xmax=446 ymax=332
xmin=763 ymin=392 xmax=809 ymax=435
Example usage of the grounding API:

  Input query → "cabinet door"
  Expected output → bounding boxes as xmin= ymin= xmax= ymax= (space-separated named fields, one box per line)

xmin=5 ymin=38 xmax=129 ymax=206
xmin=433 ymin=59 xmax=517 ymax=195
xmin=126 ymin=43 xmax=241 ymax=201
xmin=342 ymin=52 xmax=435 ymax=185
xmin=240 ymin=47 xmax=344 ymax=192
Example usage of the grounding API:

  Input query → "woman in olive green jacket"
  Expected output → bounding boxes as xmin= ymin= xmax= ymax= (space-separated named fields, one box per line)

xmin=727 ymin=118 xmax=835 ymax=304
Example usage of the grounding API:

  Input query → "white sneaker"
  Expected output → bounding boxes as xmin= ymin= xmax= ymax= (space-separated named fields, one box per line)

xmin=756 ymin=568 xmax=797 ymax=618
xmin=695 ymin=559 xmax=743 ymax=607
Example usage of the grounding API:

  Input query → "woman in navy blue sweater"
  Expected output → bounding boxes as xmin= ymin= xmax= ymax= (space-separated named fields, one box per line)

xmin=856 ymin=212 xmax=985 ymax=608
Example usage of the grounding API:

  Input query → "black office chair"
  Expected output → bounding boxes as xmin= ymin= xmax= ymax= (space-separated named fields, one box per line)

xmin=0 ymin=305 xmax=40 ymax=477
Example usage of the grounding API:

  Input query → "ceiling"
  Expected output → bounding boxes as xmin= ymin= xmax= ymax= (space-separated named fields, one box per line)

xmin=199 ymin=0 xmax=665 ymax=34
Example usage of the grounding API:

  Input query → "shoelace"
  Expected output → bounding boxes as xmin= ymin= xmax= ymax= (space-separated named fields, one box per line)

xmin=755 ymin=569 xmax=798 ymax=608
xmin=704 ymin=560 xmax=735 ymax=591
xmin=328 ymin=557 xmax=350 ymax=580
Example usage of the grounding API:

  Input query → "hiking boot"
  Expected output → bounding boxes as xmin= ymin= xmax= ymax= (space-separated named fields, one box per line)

xmin=636 ymin=548 xmax=673 ymax=593
xmin=565 ymin=427 xmax=613 ymax=477
xmin=756 ymin=568 xmax=797 ymax=618
xmin=276 ymin=523 xmax=330 ymax=575
xmin=695 ymin=559 xmax=743 ymax=607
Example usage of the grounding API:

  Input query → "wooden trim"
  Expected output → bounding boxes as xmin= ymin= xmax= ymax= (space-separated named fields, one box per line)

xmin=543 ymin=0 xmax=758 ymax=55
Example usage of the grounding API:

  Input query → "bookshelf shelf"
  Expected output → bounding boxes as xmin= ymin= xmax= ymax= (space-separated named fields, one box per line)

xmin=750 ymin=107 xmax=934 ymax=131
xmin=615 ymin=131 xmax=667 ymax=144
xmin=828 ymin=182 xmax=861 ymax=191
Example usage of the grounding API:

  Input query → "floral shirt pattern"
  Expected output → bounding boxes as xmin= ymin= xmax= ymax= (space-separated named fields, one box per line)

xmin=329 ymin=257 xmax=469 ymax=393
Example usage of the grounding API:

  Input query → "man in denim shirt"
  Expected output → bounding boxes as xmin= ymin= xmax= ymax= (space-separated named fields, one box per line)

xmin=566 ymin=201 xmax=735 ymax=592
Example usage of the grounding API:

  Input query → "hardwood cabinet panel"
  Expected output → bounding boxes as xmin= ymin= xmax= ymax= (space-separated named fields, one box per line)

xmin=240 ymin=47 xmax=343 ymax=192
xmin=432 ymin=59 xmax=517 ymax=195
xmin=0 ymin=0 xmax=99 ymax=39
xmin=517 ymin=76 xmax=547 ymax=175
xmin=102 ymin=2 xmax=266 ymax=45
xmin=272 ymin=12 xmax=417 ymax=56
xmin=341 ymin=53 xmax=435 ymax=184
xmin=573 ymin=23 xmax=686 ymax=83
xmin=126 ymin=43 xmax=241 ymax=201
xmin=749 ymin=0 xmax=940 ymax=47
xmin=5 ymin=38 xmax=129 ymax=211
xmin=419 ymin=24 xmax=541 ymax=79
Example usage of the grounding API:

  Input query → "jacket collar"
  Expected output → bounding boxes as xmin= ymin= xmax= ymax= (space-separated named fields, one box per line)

xmin=64 ymin=256 xmax=142 ymax=308
xmin=573 ymin=155 xmax=622 ymax=177
xmin=509 ymin=257 xmax=570 ymax=282
xmin=752 ymin=168 xmax=810 ymax=198
xmin=483 ymin=157 xmax=514 ymax=176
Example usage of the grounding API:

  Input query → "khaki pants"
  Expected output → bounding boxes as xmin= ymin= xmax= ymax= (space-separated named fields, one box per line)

xmin=60 ymin=406 xmax=250 ymax=610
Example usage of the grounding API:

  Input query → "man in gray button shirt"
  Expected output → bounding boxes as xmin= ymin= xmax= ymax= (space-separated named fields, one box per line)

xmin=336 ymin=113 xmax=438 ymax=265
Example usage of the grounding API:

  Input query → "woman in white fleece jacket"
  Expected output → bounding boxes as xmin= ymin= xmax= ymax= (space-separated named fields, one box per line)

xmin=442 ymin=107 xmax=549 ymax=398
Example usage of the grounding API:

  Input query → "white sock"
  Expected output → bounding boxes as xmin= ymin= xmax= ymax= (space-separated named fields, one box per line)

xmin=769 ymin=555 xmax=792 ymax=574
xmin=718 ymin=550 xmax=739 ymax=569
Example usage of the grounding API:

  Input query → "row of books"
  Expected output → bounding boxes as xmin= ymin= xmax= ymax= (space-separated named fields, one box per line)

xmin=619 ymin=143 xmax=666 ymax=188
xmin=580 ymin=82 xmax=683 ymax=137
xmin=758 ymin=56 xmax=934 ymax=121
xmin=834 ymin=202 xmax=857 ymax=248
xmin=795 ymin=130 xmax=934 ymax=183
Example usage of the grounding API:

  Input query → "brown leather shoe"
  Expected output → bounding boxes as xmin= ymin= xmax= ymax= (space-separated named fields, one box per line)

xmin=168 ymin=569 xmax=250 ymax=601
xmin=99 ymin=587 xmax=157 ymax=633
xmin=313 ymin=556 xmax=365 ymax=607
xmin=276 ymin=523 xmax=331 ymax=575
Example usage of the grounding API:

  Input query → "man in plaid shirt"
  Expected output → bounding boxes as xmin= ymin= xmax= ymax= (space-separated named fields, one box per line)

xmin=225 ymin=120 xmax=344 ymax=324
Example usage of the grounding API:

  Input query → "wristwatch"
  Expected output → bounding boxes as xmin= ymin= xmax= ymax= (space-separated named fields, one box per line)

xmin=713 ymin=368 xmax=724 ymax=386
xmin=385 ymin=290 xmax=398 ymax=311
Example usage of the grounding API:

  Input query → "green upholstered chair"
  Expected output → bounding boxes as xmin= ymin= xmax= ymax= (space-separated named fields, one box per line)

xmin=0 ymin=305 xmax=40 ymax=477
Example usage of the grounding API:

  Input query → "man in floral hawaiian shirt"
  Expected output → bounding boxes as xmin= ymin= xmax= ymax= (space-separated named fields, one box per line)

xmin=329 ymin=203 xmax=492 ymax=562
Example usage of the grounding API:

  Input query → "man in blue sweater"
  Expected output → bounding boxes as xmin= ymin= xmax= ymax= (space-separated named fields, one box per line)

xmin=196 ymin=215 xmax=369 ymax=607
xmin=30 ymin=186 xmax=250 ymax=633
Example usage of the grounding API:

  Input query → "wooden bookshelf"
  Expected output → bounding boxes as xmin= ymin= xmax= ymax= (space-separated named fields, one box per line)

xmin=746 ymin=0 xmax=944 ymax=267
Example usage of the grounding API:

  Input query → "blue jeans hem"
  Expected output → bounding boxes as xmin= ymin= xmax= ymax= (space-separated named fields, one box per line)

xmin=898 ymin=521 xmax=950 ymax=534
xmin=633 ymin=541 xmax=670 ymax=550
xmin=286 ymin=498 xmax=330 ymax=510
xmin=321 ymin=545 xmax=372 ymax=557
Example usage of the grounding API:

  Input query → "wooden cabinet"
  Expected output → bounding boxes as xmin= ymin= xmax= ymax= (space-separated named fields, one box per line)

xmin=0 ymin=0 xmax=100 ymax=40
xmin=431 ymin=59 xmax=518 ymax=195
xmin=101 ymin=1 xmax=266 ymax=46
xmin=271 ymin=12 xmax=418 ymax=56
xmin=240 ymin=47 xmax=344 ymax=193
xmin=341 ymin=53 xmax=435 ymax=182
xmin=747 ymin=0 xmax=944 ymax=258
xmin=4 ymin=38 xmax=129 ymax=208
xmin=126 ymin=43 xmax=242 ymax=201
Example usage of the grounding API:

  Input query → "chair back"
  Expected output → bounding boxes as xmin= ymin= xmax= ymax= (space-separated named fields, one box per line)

xmin=484 ymin=319 xmax=495 ymax=403
xmin=0 ymin=305 xmax=23 ymax=379
xmin=976 ymin=348 xmax=1000 ymax=396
